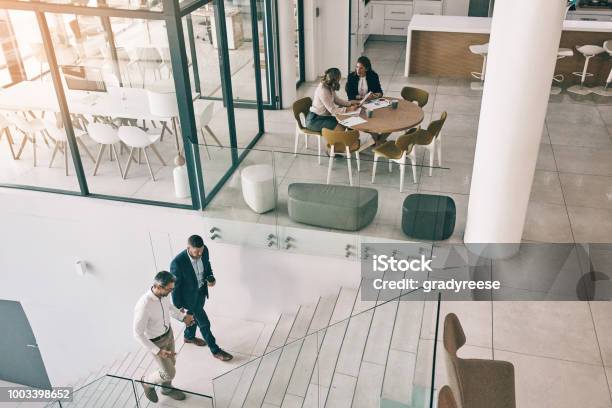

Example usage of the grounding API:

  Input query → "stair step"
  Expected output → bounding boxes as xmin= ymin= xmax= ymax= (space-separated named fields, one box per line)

xmin=352 ymin=287 xmax=378 ymax=316
xmin=309 ymin=320 xmax=349 ymax=389
xmin=287 ymin=304 xmax=317 ymax=342
xmin=330 ymin=287 xmax=358 ymax=324
xmin=352 ymin=361 xmax=385 ymax=408
xmin=302 ymin=383 xmax=329 ymax=408
xmin=281 ymin=393 xmax=304 ymax=408
xmin=381 ymin=349 xmax=417 ymax=405
xmin=335 ymin=310 xmax=375 ymax=377
xmin=362 ymin=300 xmax=399 ymax=365
xmin=390 ymin=301 xmax=424 ymax=353
xmin=243 ymin=348 xmax=284 ymax=408
xmin=226 ymin=360 xmax=260 ymax=408
xmin=307 ymin=294 xmax=339 ymax=335
xmin=325 ymin=372 xmax=357 ymax=408
xmin=253 ymin=320 xmax=282 ymax=357
xmin=267 ymin=310 xmax=299 ymax=352
xmin=263 ymin=340 xmax=303 ymax=406
xmin=284 ymin=331 xmax=324 ymax=399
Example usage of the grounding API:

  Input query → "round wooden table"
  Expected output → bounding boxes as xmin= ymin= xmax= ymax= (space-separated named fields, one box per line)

xmin=337 ymin=98 xmax=425 ymax=150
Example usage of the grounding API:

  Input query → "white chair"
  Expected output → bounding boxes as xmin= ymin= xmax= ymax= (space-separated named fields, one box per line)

xmin=30 ymin=43 xmax=47 ymax=80
xmin=126 ymin=47 xmax=163 ymax=87
xmin=194 ymin=100 xmax=222 ymax=158
xmin=0 ymin=113 xmax=16 ymax=159
xmin=593 ymin=40 xmax=612 ymax=97
xmin=118 ymin=126 xmax=165 ymax=181
xmin=469 ymin=43 xmax=489 ymax=90
xmin=88 ymin=123 xmax=123 ymax=177
xmin=9 ymin=114 xmax=48 ymax=167
xmin=551 ymin=48 xmax=574 ymax=96
xmin=146 ymin=90 xmax=180 ymax=151
xmin=567 ymin=44 xmax=606 ymax=96
xmin=45 ymin=123 xmax=95 ymax=176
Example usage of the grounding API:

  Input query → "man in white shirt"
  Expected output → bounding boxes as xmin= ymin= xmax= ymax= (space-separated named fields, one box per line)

xmin=133 ymin=271 xmax=195 ymax=403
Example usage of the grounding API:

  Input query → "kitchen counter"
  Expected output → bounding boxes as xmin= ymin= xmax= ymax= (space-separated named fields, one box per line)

xmin=404 ymin=15 xmax=612 ymax=80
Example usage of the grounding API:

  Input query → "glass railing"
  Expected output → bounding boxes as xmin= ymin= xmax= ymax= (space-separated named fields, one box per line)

xmin=212 ymin=284 xmax=442 ymax=408
xmin=46 ymin=374 xmax=213 ymax=407
xmin=198 ymin=143 xmax=454 ymax=258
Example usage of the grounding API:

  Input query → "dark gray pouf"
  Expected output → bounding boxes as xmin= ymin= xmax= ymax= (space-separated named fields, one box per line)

xmin=402 ymin=194 xmax=456 ymax=240
xmin=288 ymin=183 xmax=378 ymax=231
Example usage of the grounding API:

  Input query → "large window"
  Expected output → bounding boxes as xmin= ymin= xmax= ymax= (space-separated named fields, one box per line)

xmin=0 ymin=0 xmax=268 ymax=209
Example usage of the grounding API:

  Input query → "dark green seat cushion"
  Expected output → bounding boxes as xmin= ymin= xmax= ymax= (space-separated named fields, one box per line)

xmin=402 ymin=194 xmax=456 ymax=240
xmin=288 ymin=183 xmax=378 ymax=231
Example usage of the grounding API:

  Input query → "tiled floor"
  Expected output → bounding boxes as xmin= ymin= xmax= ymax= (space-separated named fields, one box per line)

xmin=427 ymin=300 xmax=612 ymax=408
xmin=2 ymin=39 xmax=612 ymax=243
xmin=205 ymin=39 xmax=612 ymax=244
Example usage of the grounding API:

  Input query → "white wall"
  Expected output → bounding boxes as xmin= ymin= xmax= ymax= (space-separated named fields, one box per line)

xmin=0 ymin=189 xmax=359 ymax=387
xmin=302 ymin=0 xmax=350 ymax=80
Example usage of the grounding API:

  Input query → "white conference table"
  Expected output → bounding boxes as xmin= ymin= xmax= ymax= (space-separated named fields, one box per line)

xmin=0 ymin=80 xmax=173 ymax=121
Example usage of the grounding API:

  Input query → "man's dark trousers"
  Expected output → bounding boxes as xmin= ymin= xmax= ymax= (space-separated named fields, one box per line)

xmin=184 ymin=290 xmax=219 ymax=354
xmin=170 ymin=248 xmax=220 ymax=355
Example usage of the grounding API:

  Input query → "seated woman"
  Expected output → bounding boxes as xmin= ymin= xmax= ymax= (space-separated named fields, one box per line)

xmin=345 ymin=56 xmax=383 ymax=102
xmin=306 ymin=67 xmax=359 ymax=132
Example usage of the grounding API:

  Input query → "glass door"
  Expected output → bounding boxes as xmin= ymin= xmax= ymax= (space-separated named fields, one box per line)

xmin=294 ymin=0 xmax=305 ymax=86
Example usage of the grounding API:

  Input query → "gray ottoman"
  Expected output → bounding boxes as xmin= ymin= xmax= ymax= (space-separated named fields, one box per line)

xmin=288 ymin=183 xmax=378 ymax=231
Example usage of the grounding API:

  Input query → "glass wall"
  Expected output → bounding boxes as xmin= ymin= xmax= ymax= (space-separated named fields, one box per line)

xmin=182 ymin=4 xmax=234 ymax=195
xmin=0 ymin=10 xmax=81 ymax=192
xmin=0 ymin=0 xmax=268 ymax=209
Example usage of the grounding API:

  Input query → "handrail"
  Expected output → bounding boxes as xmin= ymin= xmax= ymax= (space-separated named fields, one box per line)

xmin=113 ymin=374 xmax=213 ymax=399
xmin=212 ymin=286 xmax=434 ymax=381
xmin=46 ymin=373 xmax=213 ymax=406
xmin=193 ymin=143 xmax=452 ymax=169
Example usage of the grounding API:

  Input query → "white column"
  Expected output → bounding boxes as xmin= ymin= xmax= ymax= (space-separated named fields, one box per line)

xmin=278 ymin=0 xmax=297 ymax=109
xmin=464 ymin=0 xmax=566 ymax=243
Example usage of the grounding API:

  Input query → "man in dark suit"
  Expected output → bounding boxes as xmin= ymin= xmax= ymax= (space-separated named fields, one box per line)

xmin=170 ymin=235 xmax=233 ymax=361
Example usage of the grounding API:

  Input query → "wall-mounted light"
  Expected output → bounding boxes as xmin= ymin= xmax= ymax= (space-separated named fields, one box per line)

xmin=75 ymin=260 xmax=87 ymax=276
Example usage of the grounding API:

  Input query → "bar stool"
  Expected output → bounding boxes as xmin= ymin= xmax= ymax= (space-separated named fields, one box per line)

xmin=551 ymin=48 xmax=574 ymax=96
xmin=567 ymin=44 xmax=605 ymax=96
xmin=469 ymin=43 xmax=488 ymax=90
xmin=593 ymin=40 xmax=612 ymax=98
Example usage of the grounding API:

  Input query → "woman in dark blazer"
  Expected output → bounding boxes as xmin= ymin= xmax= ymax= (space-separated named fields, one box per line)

xmin=345 ymin=56 xmax=383 ymax=102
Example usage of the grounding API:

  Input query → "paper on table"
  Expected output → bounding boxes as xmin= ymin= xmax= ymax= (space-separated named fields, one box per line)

xmin=339 ymin=116 xmax=367 ymax=127
xmin=339 ymin=109 xmax=361 ymax=116
xmin=363 ymin=98 xmax=390 ymax=110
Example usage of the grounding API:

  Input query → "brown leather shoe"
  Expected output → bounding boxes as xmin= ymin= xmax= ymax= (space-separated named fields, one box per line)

xmin=213 ymin=349 xmax=233 ymax=361
xmin=184 ymin=337 xmax=207 ymax=347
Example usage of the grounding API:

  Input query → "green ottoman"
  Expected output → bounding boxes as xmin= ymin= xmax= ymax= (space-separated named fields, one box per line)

xmin=288 ymin=183 xmax=378 ymax=231
xmin=402 ymin=194 xmax=456 ymax=240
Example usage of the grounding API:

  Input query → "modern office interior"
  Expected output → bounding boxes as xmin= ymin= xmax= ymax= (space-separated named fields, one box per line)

xmin=0 ymin=0 xmax=612 ymax=407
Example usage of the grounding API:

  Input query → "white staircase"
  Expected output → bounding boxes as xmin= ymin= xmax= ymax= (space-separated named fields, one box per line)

xmin=213 ymin=283 xmax=435 ymax=408
xmin=37 ymin=283 xmax=436 ymax=408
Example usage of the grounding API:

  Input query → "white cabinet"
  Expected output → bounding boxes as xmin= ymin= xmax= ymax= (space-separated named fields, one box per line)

xmin=369 ymin=1 xmax=413 ymax=37
xmin=443 ymin=0 xmax=470 ymax=16
xmin=370 ymin=3 xmax=386 ymax=35
xmin=414 ymin=0 xmax=443 ymax=15
xmin=383 ymin=20 xmax=409 ymax=36
xmin=384 ymin=3 xmax=413 ymax=20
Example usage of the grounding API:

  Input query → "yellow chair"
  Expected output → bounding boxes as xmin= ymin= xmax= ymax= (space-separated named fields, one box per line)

xmin=372 ymin=133 xmax=417 ymax=192
xmin=292 ymin=97 xmax=323 ymax=164
xmin=406 ymin=111 xmax=447 ymax=176
xmin=401 ymin=86 xmax=429 ymax=108
xmin=322 ymin=128 xmax=361 ymax=186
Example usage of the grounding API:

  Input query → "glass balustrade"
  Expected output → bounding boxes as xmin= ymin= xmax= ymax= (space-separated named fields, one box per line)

xmin=212 ymin=286 xmax=442 ymax=408
xmin=199 ymin=143 xmax=453 ymax=257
